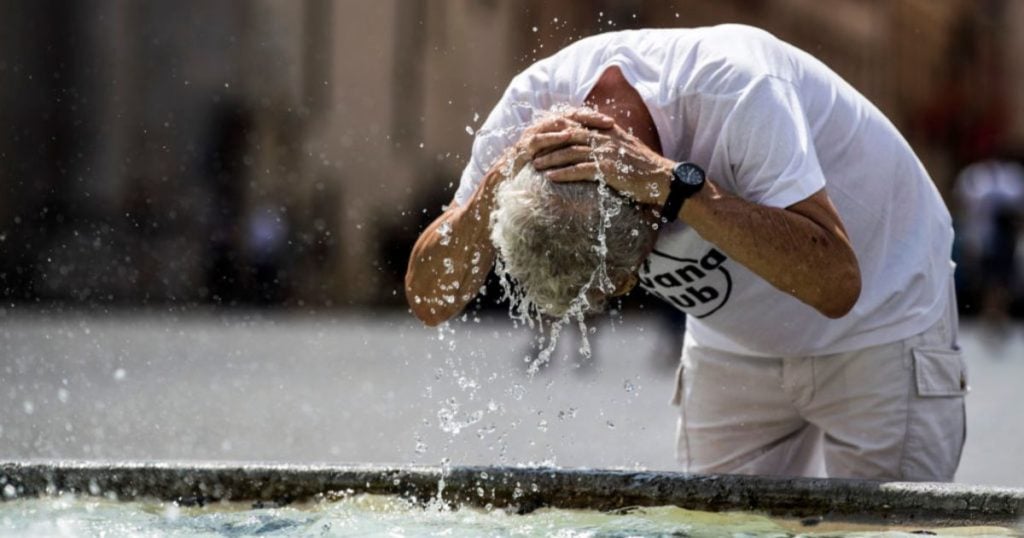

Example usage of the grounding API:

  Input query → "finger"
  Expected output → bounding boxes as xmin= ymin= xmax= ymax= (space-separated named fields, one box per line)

xmin=528 ymin=129 xmax=608 ymax=156
xmin=545 ymin=162 xmax=601 ymax=182
xmin=525 ymin=131 xmax=571 ymax=156
xmin=532 ymin=145 xmax=595 ymax=171
xmin=527 ymin=116 xmax=577 ymax=135
xmin=566 ymin=109 xmax=615 ymax=130
xmin=516 ymin=132 xmax=561 ymax=161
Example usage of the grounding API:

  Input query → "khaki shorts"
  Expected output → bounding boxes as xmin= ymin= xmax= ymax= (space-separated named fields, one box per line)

xmin=674 ymin=296 xmax=967 ymax=481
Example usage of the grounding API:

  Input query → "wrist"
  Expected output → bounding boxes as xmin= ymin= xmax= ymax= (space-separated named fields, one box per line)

xmin=653 ymin=162 xmax=674 ymax=207
xmin=661 ymin=161 xmax=706 ymax=222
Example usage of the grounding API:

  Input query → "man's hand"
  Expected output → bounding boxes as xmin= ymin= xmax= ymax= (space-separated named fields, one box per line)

xmin=530 ymin=121 xmax=675 ymax=207
xmin=510 ymin=108 xmax=616 ymax=173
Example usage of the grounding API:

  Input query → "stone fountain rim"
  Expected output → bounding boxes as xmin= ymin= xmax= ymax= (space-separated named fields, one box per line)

xmin=1 ymin=460 xmax=1022 ymax=527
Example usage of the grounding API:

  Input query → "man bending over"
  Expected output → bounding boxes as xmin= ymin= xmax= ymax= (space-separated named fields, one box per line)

xmin=405 ymin=25 xmax=966 ymax=481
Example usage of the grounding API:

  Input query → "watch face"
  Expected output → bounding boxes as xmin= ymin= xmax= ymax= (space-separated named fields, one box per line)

xmin=675 ymin=162 xmax=705 ymax=186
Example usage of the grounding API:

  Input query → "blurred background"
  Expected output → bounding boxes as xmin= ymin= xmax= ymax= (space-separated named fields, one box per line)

xmin=1 ymin=0 xmax=1022 ymax=487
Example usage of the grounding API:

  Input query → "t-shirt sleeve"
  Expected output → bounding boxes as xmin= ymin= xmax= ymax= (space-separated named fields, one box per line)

xmin=453 ymin=84 xmax=537 ymax=207
xmin=721 ymin=76 xmax=826 ymax=208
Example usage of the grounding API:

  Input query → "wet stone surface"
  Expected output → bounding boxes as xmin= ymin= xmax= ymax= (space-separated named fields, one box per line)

xmin=1 ymin=462 xmax=1022 ymax=528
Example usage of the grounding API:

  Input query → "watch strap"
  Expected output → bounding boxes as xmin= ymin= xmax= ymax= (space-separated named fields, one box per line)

xmin=661 ymin=162 xmax=704 ymax=222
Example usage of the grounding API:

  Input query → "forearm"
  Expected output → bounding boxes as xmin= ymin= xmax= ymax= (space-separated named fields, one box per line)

xmin=680 ymin=180 xmax=861 ymax=318
xmin=405 ymin=164 xmax=506 ymax=326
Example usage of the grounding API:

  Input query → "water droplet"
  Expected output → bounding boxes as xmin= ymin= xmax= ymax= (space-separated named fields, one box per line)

xmin=163 ymin=503 xmax=181 ymax=521
xmin=438 ymin=221 xmax=452 ymax=245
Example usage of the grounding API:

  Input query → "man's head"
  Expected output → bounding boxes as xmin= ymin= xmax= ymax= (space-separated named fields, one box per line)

xmin=490 ymin=163 xmax=659 ymax=318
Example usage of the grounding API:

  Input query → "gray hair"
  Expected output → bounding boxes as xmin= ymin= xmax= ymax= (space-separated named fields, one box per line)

xmin=490 ymin=163 xmax=659 ymax=319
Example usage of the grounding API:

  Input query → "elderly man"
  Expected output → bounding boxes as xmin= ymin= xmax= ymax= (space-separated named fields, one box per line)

xmin=405 ymin=25 xmax=966 ymax=481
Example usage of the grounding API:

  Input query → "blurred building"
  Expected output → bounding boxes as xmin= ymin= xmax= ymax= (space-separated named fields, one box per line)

xmin=0 ymin=0 xmax=1018 ymax=310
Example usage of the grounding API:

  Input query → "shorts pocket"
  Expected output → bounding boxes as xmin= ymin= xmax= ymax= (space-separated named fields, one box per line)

xmin=912 ymin=347 xmax=968 ymax=397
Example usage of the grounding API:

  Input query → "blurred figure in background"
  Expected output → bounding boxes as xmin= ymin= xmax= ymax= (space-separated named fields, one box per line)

xmin=204 ymin=102 xmax=252 ymax=306
xmin=244 ymin=204 xmax=292 ymax=305
xmin=953 ymin=158 xmax=1024 ymax=330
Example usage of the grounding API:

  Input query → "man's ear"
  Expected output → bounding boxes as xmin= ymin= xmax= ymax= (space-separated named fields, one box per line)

xmin=611 ymin=272 xmax=639 ymax=297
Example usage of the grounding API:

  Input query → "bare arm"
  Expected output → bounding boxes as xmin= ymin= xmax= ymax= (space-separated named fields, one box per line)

xmin=679 ymin=181 xmax=861 ymax=318
xmin=536 ymin=122 xmax=861 ymax=318
xmin=404 ymin=161 xmax=503 ymax=326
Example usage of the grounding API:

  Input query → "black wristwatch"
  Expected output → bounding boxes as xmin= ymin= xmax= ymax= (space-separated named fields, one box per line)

xmin=661 ymin=161 xmax=705 ymax=222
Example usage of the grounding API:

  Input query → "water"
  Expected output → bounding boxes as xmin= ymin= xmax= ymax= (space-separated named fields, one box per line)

xmin=1 ymin=494 xmax=1017 ymax=537
xmin=490 ymin=149 xmax=624 ymax=374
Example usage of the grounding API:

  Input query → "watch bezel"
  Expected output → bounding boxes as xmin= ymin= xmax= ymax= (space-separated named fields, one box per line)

xmin=673 ymin=161 xmax=706 ymax=187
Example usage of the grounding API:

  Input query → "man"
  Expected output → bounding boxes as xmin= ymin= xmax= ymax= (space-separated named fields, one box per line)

xmin=405 ymin=25 xmax=966 ymax=481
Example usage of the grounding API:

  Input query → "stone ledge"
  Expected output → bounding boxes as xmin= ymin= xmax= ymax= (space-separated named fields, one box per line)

xmin=1 ymin=460 xmax=1022 ymax=527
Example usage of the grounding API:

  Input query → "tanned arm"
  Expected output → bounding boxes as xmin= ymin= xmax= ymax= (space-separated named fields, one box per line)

xmin=405 ymin=161 xmax=503 ymax=326
xmin=678 ymin=183 xmax=861 ymax=318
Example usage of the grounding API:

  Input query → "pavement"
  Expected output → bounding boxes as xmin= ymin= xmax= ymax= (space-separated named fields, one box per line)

xmin=0 ymin=309 xmax=1020 ymax=487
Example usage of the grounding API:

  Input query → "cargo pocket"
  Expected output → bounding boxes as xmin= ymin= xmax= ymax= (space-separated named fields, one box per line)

xmin=912 ymin=347 xmax=968 ymax=397
xmin=901 ymin=346 xmax=968 ymax=480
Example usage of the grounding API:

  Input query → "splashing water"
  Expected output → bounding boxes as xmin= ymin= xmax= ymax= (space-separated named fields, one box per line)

xmin=437 ymin=397 xmax=485 ymax=436
xmin=437 ymin=220 xmax=453 ymax=245
xmin=3 ymin=494 xmax=1011 ymax=537
xmin=491 ymin=106 xmax=624 ymax=374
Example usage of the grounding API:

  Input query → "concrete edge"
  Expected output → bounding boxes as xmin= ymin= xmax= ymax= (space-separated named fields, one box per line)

xmin=0 ymin=461 xmax=1022 ymax=527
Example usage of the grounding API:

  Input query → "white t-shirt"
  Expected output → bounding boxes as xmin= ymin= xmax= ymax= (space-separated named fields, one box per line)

xmin=455 ymin=24 xmax=954 ymax=357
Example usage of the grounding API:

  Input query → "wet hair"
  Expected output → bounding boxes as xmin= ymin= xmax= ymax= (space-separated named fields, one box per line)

xmin=490 ymin=163 xmax=659 ymax=318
